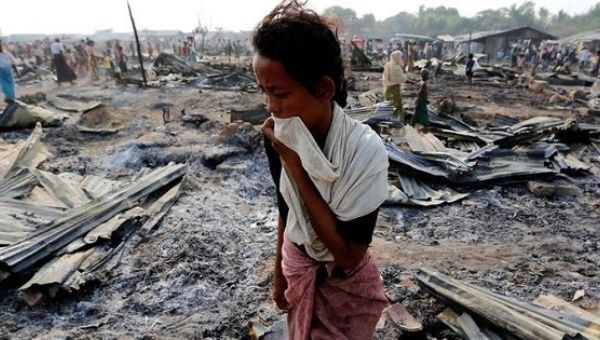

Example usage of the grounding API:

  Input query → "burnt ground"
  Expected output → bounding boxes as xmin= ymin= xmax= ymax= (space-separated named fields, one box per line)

xmin=0 ymin=70 xmax=599 ymax=340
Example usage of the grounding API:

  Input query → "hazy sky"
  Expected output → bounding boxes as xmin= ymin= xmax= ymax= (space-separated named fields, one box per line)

xmin=1 ymin=0 xmax=598 ymax=35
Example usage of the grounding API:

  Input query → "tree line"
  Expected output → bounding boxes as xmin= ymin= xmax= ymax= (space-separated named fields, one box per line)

xmin=323 ymin=1 xmax=600 ymax=40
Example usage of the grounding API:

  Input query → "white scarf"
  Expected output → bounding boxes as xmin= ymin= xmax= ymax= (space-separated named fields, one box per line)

xmin=274 ymin=104 xmax=388 ymax=261
xmin=382 ymin=51 xmax=406 ymax=88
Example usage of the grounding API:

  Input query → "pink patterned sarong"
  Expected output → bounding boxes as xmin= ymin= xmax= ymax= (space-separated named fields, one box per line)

xmin=282 ymin=236 xmax=387 ymax=340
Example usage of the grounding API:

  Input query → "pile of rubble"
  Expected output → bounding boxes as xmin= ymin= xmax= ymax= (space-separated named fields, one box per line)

xmin=15 ymin=64 xmax=55 ymax=85
xmin=435 ymin=57 xmax=600 ymax=111
xmin=131 ymin=52 xmax=259 ymax=91
xmin=0 ymin=101 xmax=66 ymax=129
xmin=346 ymin=104 xmax=600 ymax=207
xmin=0 ymin=124 xmax=187 ymax=306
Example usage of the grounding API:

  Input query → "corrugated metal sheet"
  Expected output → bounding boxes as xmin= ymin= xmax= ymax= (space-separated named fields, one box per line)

xmin=0 ymin=163 xmax=187 ymax=280
xmin=0 ymin=123 xmax=51 ymax=179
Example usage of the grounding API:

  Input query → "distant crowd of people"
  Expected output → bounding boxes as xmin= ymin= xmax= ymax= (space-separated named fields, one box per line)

xmin=0 ymin=35 xmax=258 ymax=104
xmin=497 ymin=40 xmax=600 ymax=77
xmin=0 ymin=37 xmax=134 ymax=84
xmin=350 ymin=36 xmax=446 ymax=65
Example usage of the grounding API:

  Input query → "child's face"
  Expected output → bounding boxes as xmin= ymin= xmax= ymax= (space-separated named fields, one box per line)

xmin=253 ymin=54 xmax=333 ymax=130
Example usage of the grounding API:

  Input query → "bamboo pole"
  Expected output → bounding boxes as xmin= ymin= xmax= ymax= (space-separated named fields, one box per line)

xmin=127 ymin=1 xmax=147 ymax=86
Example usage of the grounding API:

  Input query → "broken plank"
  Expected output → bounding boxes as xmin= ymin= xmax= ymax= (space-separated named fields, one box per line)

xmin=385 ymin=302 xmax=423 ymax=332
xmin=456 ymin=312 xmax=493 ymax=340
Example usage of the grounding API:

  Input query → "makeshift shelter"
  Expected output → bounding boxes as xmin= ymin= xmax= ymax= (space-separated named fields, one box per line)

xmin=560 ymin=29 xmax=600 ymax=52
xmin=454 ymin=26 xmax=557 ymax=63
xmin=390 ymin=33 xmax=435 ymax=45
xmin=437 ymin=34 xmax=455 ymax=52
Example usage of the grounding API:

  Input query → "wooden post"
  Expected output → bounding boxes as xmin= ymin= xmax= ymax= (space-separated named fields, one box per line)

xmin=487 ymin=37 xmax=491 ymax=66
xmin=127 ymin=1 xmax=147 ymax=86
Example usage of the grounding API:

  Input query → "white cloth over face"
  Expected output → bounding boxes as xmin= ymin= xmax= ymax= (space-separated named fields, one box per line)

xmin=273 ymin=104 xmax=389 ymax=261
xmin=382 ymin=51 xmax=406 ymax=88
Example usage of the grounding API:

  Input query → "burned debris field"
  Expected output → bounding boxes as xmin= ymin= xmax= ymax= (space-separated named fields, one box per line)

xmin=0 ymin=51 xmax=597 ymax=339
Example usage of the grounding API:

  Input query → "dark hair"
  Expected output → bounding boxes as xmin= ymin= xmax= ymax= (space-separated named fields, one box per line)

xmin=468 ymin=53 xmax=474 ymax=59
xmin=252 ymin=0 xmax=347 ymax=107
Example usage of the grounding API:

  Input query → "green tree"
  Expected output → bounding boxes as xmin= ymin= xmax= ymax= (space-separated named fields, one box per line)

xmin=321 ymin=2 xmax=600 ymax=42
xmin=538 ymin=7 xmax=550 ymax=28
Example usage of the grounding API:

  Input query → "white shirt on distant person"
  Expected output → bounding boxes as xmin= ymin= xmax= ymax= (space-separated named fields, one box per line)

xmin=51 ymin=41 xmax=63 ymax=55
xmin=0 ymin=51 xmax=16 ymax=69
xmin=579 ymin=49 xmax=591 ymax=62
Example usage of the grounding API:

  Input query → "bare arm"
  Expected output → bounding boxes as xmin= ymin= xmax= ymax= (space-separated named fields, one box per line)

xmin=284 ymin=161 xmax=368 ymax=270
xmin=274 ymin=215 xmax=286 ymax=276
xmin=272 ymin=215 xmax=288 ymax=310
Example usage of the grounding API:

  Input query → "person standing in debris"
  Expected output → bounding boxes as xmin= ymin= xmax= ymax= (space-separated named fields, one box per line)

xmin=516 ymin=53 xmax=526 ymax=74
xmin=33 ymin=42 xmax=44 ymax=66
xmin=593 ymin=50 xmax=600 ymax=77
xmin=578 ymin=47 xmax=592 ymax=72
xmin=50 ymin=38 xmax=77 ymax=84
xmin=116 ymin=45 xmax=128 ymax=76
xmin=541 ymin=48 xmax=551 ymax=72
xmin=253 ymin=1 xmax=388 ymax=339
xmin=65 ymin=48 xmax=77 ymax=73
xmin=530 ymin=51 xmax=540 ymax=77
xmin=147 ymin=42 xmax=154 ymax=59
xmin=75 ymin=41 xmax=88 ymax=77
xmin=102 ymin=51 xmax=112 ymax=80
xmin=382 ymin=50 xmax=407 ymax=123
xmin=129 ymin=41 xmax=136 ymax=58
xmin=423 ymin=42 xmax=432 ymax=60
xmin=86 ymin=41 xmax=99 ymax=81
xmin=225 ymin=40 xmax=233 ymax=63
xmin=411 ymin=68 xmax=429 ymax=129
xmin=0 ymin=40 xmax=19 ymax=104
xmin=407 ymin=41 xmax=416 ymax=71
xmin=466 ymin=53 xmax=475 ymax=85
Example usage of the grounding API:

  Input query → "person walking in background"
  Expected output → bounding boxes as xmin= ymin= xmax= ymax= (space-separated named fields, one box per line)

xmin=50 ymin=38 xmax=77 ymax=84
xmin=466 ymin=53 xmax=475 ymax=85
xmin=102 ymin=51 xmax=112 ymax=80
xmin=592 ymin=50 xmax=600 ymax=77
xmin=0 ymin=40 xmax=19 ymax=103
xmin=407 ymin=41 xmax=416 ymax=71
xmin=129 ymin=41 xmax=136 ymax=58
xmin=382 ymin=50 xmax=407 ymax=123
xmin=516 ymin=53 xmax=526 ymax=74
xmin=65 ymin=48 xmax=77 ymax=73
xmin=411 ymin=68 xmax=430 ymax=130
xmin=147 ymin=42 xmax=154 ymax=59
xmin=33 ymin=43 xmax=44 ymax=66
xmin=578 ymin=46 xmax=591 ymax=72
xmin=86 ymin=41 xmax=99 ymax=81
xmin=116 ymin=45 xmax=128 ymax=76
xmin=530 ymin=51 xmax=540 ymax=76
